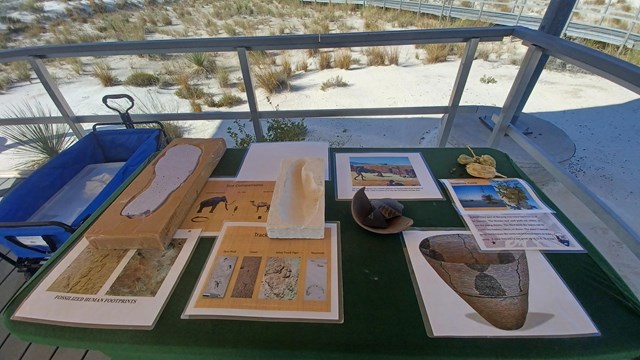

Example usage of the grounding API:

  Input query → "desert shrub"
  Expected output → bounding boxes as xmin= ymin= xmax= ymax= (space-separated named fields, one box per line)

xmin=190 ymin=99 xmax=202 ymax=112
xmin=185 ymin=52 xmax=217 ymax=78
xmin=335 ymin=48 xmax=352 ymax=70
xmin=364 ymin=47 xmax=386 ymax=66
xmin=227 ymin=119 xmax=255 ymax=148
xmin=423 ymin=43 xmax=450 ymax=64
xmin=265 ymin=118 xmax=307 ymax=142
xmin=92 ymin=62 xmax=119 ymax=86
xmin=124 ymin=71 xmax=159 ymax=87
xmin=249 ymin=50 xmax=274 ymax=67
xmin=10 ymin=61 xmax=32 ymax=83
xmin=318 ymin=51 xmax=333 ymax=70
xmin=254 ymin=66 xmax=289 ymax=94
xmin=320 ymin=76 xmax=348 ymax=91
xmin=67 ymin=58 xmax=84 ymax=75
xmin=480 ymin=74 xmax=497 ymax=84
xmin=306 ymin=48 xmax=320 ymax=58
xmin=0 ymin=102 xmax=75 ymax=169
xmin=104 ymin=14 xmax=146 ymax=41
xmin=159 ymin=12 xmax=172 ymax=26
xmin=175 ymin=85 xmax=207 ymax=100
xmin=281 ymin=53 xmax=293 ymax=79
xmin=217 ymin=66 xmax=230 ymax=87
xmin=207 ymin=92 xmax=244 ymax=108
xmin=0 ymin=76 xmax=12 ymax=92
xmin=386 ymin=47 xmax=400 ymax=65
xmin=296 ymin=59 xmax=309 ymax=72
xmin=222 ymin=21 xmax=238 ymax=36
xmin=19 ymin=0 xmax=44 ymax=12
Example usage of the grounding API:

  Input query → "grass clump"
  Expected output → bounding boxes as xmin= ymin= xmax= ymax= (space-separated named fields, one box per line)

xmin=124 ymin=71 xmax=159 ymax=87
xmin=318 ymin=51 xmax=333 ymax=70
xmin=422 ymin=43 xmax=450 ymax=64
xmin=254 ymin=66 xmax=290 ymax=94
xmin=364 ymin=47 xmax=386 ymax=66
xmin=92 ymin=62 xmax=119 ymax=86
xmin=335 ymin=48 xmax=352 ymax=70
xmin=206 ymin=93 xmax=244 ymax=108
xmin=321 ymin=75 xmax=348 ymax=91
xmin=175 ymin=85 xmax=207 ymax=100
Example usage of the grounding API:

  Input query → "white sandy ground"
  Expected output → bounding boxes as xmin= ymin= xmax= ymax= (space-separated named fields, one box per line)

xmin=1 ymin=45 xmax=639 ymax=296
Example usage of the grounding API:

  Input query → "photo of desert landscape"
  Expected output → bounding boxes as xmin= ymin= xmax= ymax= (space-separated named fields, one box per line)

xmin=350 ymin=156 xmax=420 ymax=187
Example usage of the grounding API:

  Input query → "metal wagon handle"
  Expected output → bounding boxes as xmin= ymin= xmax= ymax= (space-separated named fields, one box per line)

xmin=102 ymin=94 xmax=135 ymax=129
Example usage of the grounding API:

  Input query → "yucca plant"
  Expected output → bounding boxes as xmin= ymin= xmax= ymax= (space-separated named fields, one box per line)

xmin=1 ymin=102 xmax=75 ymax=169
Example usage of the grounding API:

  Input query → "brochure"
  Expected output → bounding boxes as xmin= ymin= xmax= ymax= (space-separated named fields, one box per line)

xmin=402 ymin=229 xmax=598 ymax=338
xmin=334 ymin=152 xmax=443 ymax=200
xmin=182 ymin=222 xmax=342 ymax=323
xmin=181 ymin=178 xmax=275 ymax=236
xmin=441 ymin=178 xmax=583 ymax=252
xmin=12 ymin=229 xmax=201 ymax=329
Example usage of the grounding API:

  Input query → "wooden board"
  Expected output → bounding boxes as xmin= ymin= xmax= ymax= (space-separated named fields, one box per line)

xmin=86 ymin=138 xmax=226 ymax=249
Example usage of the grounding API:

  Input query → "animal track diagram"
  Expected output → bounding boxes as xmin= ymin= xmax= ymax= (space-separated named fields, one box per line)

xmin=258 ymin=257 xmax=300 ymax=300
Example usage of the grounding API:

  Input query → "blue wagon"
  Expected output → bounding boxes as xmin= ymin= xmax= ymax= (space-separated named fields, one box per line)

xmin=0 ymin=94 xmax=166 ymax=274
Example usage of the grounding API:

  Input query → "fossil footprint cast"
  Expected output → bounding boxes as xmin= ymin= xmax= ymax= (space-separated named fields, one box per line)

xmin=121 ymin=144 xmax=202 ymax=218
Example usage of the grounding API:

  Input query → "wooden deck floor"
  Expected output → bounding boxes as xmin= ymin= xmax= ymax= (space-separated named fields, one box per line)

xmin=0 ymin=247 xmax=110 ymax=360
xmin=0 ymin=175 xmax=110 ymax=359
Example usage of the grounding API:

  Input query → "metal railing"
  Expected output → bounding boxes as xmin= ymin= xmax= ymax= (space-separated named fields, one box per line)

xmin=0 ymin=25 xmax=638 ymax=258
xmin=305 ymin=0 xmax=640 ymax=50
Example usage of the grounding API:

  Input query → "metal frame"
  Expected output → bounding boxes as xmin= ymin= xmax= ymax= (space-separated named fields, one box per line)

xmin=0 ymin=7 xmax=639 ymax=258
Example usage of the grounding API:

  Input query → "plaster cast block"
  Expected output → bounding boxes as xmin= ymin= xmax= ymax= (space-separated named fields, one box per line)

xmin=86 ymin=138 xmax=226 ymax=249
xmin=267 ymin=157 xmax=325 ymax=239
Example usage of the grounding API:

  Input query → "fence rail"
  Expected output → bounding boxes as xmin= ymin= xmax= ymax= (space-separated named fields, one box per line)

xmin=304 ymin=0 xmax=640 ymax=50
xmin=0 ymin=25 xmax=638 ymax=259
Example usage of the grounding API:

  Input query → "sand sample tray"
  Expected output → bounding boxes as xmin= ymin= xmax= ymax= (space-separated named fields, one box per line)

xmin=86 ymin=138 xmax=226 ymax=250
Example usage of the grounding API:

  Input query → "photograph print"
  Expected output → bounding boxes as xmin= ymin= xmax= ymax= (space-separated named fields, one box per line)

xmin=350 ymin=156 xmax=420 ymax=187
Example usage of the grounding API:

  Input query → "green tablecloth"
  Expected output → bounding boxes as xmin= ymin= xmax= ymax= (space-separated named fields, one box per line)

xmin=4 ymin=148 xmax=640 ymax=359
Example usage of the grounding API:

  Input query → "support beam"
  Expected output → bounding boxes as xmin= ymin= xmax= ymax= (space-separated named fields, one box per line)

xmin=237 ymin=48 xmax=265 ymax=142
xmin=487 ymin=0 xmax=576 ymax=148
xmin=437 ymin=38 xmax=479 ymax=147
xmin=29 ymin=58 xmax=85 ymax=139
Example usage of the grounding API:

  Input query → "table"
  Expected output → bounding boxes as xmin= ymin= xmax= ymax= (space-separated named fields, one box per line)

xmin=4 ymin=148 xmax=640 ymax=359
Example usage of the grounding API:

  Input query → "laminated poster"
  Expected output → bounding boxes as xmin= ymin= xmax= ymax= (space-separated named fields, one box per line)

xmin=181 ymin=178 xmax=275 ymax=236
xmin=441 ymin=178 xmax=584 ymax=252
xmin=12 ymin=229 xmax=201 ymax=330
xmin=334 ymin=152 xmax=443 ymax=200
xmin=402 ymin=229 xmax=598 ymax=338
xmin=182 ymin=222 xmax=342 ymax=323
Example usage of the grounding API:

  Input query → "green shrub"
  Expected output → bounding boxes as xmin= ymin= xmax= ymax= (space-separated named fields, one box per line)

xmin=480 ymin=74 xmax=497 ymax=84
xmin=227 ymin=119 xmax=255 ymax=148
xmin=124 ymin=71 xmax=159 ymax=87
xmin=265 ymin=118 xmax=307 ymax=142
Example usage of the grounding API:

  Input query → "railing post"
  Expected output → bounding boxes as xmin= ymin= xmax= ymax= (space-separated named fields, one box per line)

xmin=237 ymin=48 xmax=265 ymax=142
xmin=417 ymin=0 xmax=422 ymax=17
xmin=29 ymin=58 xmax=85 ymax=139
xmin=515 ymin=0 xmax=526 ymax=26
xmin=437 ymin=38 xmax=479 ymax=147
xmin=478 ymin=1 xmax=485 ymax=20
xmin=618 ymin=6 xmax=640 ymax=54
xmin=447 ymin=0 xmax=453 ymax=19
xmin=599 ymin=0 xmax=613 ymax=26
xmin=561 ymin=1 xmax=579 ymax=38
xmin=488 ymin=0 xmax=576 ymax=148
xmin=440 ymin=0 xmax=446 ymax=18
